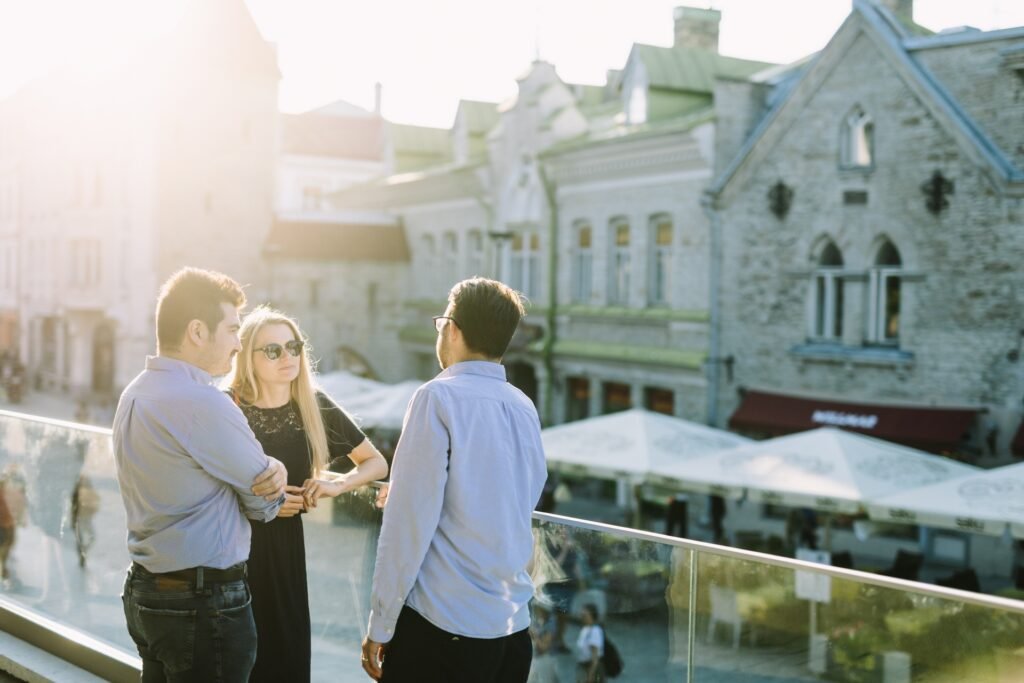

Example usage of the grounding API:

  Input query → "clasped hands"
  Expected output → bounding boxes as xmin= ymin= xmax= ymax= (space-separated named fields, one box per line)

xmin=249 ymin=457 xmax=348 ymax=518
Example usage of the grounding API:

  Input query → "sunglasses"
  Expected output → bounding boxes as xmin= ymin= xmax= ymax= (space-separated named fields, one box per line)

xmin=253 ymin=339 xmax=305 ymax=361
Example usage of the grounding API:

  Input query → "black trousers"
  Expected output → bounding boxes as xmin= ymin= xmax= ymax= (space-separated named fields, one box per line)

xmin=381 ymin=606 xmax=532 ymax=683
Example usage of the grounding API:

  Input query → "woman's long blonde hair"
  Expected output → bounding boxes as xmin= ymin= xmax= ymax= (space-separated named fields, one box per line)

xmin=229 ymin=306 xmax=329 ymax=476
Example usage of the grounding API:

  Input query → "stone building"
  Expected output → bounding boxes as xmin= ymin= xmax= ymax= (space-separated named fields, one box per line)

xmin=707 ymin=0 xmax=1024 ymax=460
xmin=333 ymin=6 xmax=771 ymax=425
xmin=0 ymin=0 xmax=279 ymax=397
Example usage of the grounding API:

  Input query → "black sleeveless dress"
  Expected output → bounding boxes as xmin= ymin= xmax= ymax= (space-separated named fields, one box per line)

xmin=236 ymin=391 xmax=366 ymax=683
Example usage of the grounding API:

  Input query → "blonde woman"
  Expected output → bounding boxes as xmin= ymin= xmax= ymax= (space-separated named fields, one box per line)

xmin=228 ymin=306 xmax=388 ymax=683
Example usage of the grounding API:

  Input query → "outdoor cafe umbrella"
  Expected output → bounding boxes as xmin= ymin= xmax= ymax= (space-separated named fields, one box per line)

xmin=866 ymin=460 xmax=1024 ymax=538
xmin=652 ymin=427 xmax=979 ymax=514
xmin=317 ymin=371 xmax=386 ymax=405
xmin=341 ymin=380 xmax=423 ymax=431
xmin=541 ymin=408 xmax=751 ymax=481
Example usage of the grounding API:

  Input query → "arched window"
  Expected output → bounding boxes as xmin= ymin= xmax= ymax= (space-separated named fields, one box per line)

xmin=648 ymin=214 xmax=673 ymax=306
xmin=609 ymin=217 xmax=631 ymax=305
xmin=810 ymin=240 xmax=844 ymax=341
xmin=571 ymin=221 xmax=592 ymax=303
xmin=841 ymin=107 xmax=874 ymax=168
xmin=869 ymin=240 xmax=902 ymax=344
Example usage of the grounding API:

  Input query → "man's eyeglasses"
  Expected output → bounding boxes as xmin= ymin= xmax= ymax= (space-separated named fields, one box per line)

xmin=253 ymin=340 xmax=305 ymax=360
xmin=432 ymin=315 xmax=459 ymax=333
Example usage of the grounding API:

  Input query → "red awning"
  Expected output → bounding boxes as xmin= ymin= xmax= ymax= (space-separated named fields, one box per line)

xmin=729 ymin=390 xmax=977 ymax=451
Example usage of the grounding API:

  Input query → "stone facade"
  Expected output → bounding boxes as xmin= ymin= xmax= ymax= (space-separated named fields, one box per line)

xmin=709 ymin=1 xmax=1024 ymax=459
xmin=0 ymin=0 xmax=279 ymax=397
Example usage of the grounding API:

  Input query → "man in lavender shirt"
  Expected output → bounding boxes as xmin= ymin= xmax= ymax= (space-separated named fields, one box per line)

xmin=114 ymin=267 xmax=287 ymax=682
xmin=362 ymin=277 xmax=547 ymax=682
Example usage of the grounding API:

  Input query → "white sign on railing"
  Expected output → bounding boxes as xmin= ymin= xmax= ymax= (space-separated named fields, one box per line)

xmin=795 ymin=549 xmax=832 ymax=603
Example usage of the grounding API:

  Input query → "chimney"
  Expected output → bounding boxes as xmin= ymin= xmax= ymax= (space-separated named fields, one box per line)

xmin=374 ymin=82 xmax=382 ymax=115
xmin=877 ymin=0 xmax=913 ymax=22
xmin=674 ymin=6 xmax=721 ymax=52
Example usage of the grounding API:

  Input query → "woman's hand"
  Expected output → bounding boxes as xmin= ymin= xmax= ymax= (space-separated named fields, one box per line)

xmin=301 ymin=477 xmax=345 ymax=509
xmin=277 ymin=485 xmax=307 ymax=518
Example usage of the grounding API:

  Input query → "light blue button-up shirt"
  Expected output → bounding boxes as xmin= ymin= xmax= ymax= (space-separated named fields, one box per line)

xmin=112 ymin=356 xmax=281 ymax=573
xmin=368 ymin=361 xmax=547 ymax=642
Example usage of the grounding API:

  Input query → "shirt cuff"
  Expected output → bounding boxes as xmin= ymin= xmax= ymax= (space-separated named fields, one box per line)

xmin=367 ymin=608 xmax=398 ymax=644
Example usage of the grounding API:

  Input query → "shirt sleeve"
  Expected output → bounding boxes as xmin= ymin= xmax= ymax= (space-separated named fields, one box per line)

xmin=185 ymin=391 xmax=283 ymax=522
xmin=366 ymin=386 xmax=449 ymax=643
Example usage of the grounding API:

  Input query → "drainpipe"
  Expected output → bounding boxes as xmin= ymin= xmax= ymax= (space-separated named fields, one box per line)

xmin=701 ymin=189 xmax=722 ymax=427
xmin=538 ymin=162 xmax=558 ymax=426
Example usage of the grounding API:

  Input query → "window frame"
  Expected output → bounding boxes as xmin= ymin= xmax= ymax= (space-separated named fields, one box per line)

xmin=609 ymin=217 xmax=631 ymax=306
xmin=571 ymin=221 xmax=593 ymax=304
xmin=648 ymin=214 xmax=673 ymax=307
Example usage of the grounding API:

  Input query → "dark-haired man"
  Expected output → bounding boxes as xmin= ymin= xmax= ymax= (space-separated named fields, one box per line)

xmin=361 ymin=277 xmax=547 ymax=683
xmin=114 ymin=267 xmax=287 ymax=682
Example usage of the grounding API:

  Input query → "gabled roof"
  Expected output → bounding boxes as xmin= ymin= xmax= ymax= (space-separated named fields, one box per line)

xmin=631 ymin=44 xmax=774 ymax=93
xmin=265 ymin=219 xmax=409 ymax=262
xmin=281 ymin=111 xmax=385 ymax=160
xmin=709 ymin=0 xmax=1024 ymax=199
xmin=388 ymin=123 xmax=451 ymax=156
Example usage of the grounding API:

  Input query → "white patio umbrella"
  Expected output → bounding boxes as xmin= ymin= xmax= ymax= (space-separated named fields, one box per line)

xmin=655 ymin=427 xmax=979 ymax=514
xmin=867 ymin=461 xmax=1024 ymax=537
xmin=316 ymin=371 xmax=386 ymax=405
xmin=342 ymin=380 xmax=423 ymax=430
xmin=541 ymin=408 xmax=751 ymax=482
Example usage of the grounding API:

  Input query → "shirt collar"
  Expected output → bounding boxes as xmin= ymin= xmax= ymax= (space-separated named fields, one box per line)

xmin=146 ymin=355 xmax=215 ymax=386
xmin=438 ymin=360 xmax=507 ymax=381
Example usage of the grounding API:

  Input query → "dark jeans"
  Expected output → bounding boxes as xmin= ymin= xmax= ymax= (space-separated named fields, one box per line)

xmin=121 ymin=564 xmax=257 ymax=683
xmin=381 ymin=606 xmax=532 ymax=683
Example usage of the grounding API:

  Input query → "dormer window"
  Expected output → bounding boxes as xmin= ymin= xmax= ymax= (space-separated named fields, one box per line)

xmin=841 ymin=107 xmax=874 ymax=168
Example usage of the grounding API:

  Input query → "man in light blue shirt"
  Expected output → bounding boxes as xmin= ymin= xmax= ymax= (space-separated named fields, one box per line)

xmin=362 ymin=277 xmax=547 ymax=683
xmin=114 ymin=267 xmax=287 ymax=682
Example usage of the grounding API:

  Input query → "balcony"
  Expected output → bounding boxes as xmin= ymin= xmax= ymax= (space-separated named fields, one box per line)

xmin=0 ymin=410 xmax=1021 ymax=682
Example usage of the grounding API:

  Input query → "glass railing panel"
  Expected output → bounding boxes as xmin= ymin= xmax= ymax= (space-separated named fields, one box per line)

xmin=305 ymin=483 xmax=383 ymax=682
xmin=692 ymin=547 xmax=1024 ymax=683
xmin=1 ymin=411 xmax=1022 ymax=683
xmin=693 ymin=550 xmax=813 ymax=681
xmin=531 ymin=514 xmax=685 ymax=682
xmin=0 ymin=412 xmax=134 ymax=653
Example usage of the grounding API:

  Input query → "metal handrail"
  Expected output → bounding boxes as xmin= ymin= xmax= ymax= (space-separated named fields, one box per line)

xmin=0 ymin=596 xmax=141 ymax=682
xmin=533 ymin=511 xmax=1024 ymax=614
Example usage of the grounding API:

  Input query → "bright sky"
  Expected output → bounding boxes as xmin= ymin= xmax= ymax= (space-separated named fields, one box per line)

xmin=1 ymin=0 xmax=1023 ymax=127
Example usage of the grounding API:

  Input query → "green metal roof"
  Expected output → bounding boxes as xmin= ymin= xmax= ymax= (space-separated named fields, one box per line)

xmin=542 ymin=105 xmax=715 ymax=156
xmin=457 ymin=100 xmax=499 ymax=134
xmin=387 ymin=122 xmax=450 ymax=156
xmin=387 ymin=122 xmax=451 ymax=172
xmin=633 ymin=44 xmax=774 ymax=93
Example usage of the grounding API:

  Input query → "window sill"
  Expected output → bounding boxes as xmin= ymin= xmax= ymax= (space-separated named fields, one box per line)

xmin=790 ymin=342 xmax=913 ymax=367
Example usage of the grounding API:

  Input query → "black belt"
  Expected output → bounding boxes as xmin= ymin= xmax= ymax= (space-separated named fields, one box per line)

xmin=133 ymin=561 xmax=247 ymax=584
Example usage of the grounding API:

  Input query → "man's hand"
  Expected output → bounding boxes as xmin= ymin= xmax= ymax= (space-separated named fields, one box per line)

xmin=251 ymin=457 xmax=287 ymax=501
xmin=276 ymin=485 xmax=307 ymax=517
xmin=360 ymin=636 xmax=386 ymax=680
xmin=374 ymin=483 xmax=390 ymax=509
